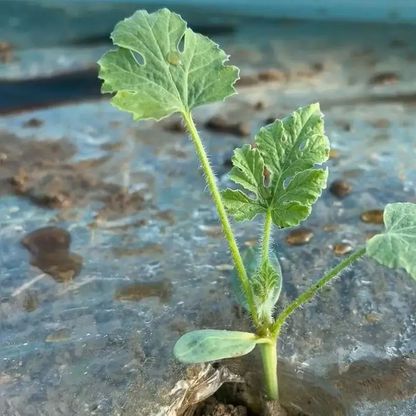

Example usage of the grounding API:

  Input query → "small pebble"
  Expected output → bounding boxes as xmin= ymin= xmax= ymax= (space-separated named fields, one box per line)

xmin=285 ymin=228 xmax=314 ymax=246
xmin=333 ymin=242 xmax=353 ymax=255
xmin=329 ymin=179 xmax=352 ymax=198
xmin=369 ymin=71 xmax=399 ymax=85
xmin=360 ymin=209 xmax=384 ymax=224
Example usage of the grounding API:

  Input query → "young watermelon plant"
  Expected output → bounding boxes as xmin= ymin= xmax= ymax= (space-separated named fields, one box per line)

xmin=98 ymin=8 xmax=416 ymax=403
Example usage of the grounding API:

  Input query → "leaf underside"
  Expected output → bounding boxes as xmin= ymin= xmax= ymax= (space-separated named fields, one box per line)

xmin=232 ymin=247 xmax=282 ymax=322
xmin=98 ymin=8 xmax=239 ymax=121
xmin=174 ymin=329 xmax=258 ymax=364
xmin=366 ymin=202 xmax=416 ymax=280
xmin=221 ymin=103 xmax=330 ymax=228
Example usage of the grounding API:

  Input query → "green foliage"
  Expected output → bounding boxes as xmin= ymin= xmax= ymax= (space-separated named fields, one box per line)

xmin=232 ymin=247 xmax=282 ymax=324
xmin=221 ymin=103 xmax=329 ymax=227
xmin=174 ymin=329 xmax=261 ymax=363
xmin=366 ymin=203 xmax=416 ymax=280
xmin=100 ymin=9 xmax=416 ymax=403
xmin=98 ymin=8 xmax=239 ymax=121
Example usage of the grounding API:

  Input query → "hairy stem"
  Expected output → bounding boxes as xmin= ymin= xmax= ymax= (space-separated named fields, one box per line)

xmin=259 ymin=340 xmax=279 ymax=400
xmin=272 ymin=247 xmax=366 ymax=335
xmin=182 ymin=111 xmax=258 ymax=326
xmin=261 ymin=209 xmax=272 ymax=264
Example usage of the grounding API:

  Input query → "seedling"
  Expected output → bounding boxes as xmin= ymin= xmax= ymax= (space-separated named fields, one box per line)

xmin=98 ymin=8 xmax=416 ymax=403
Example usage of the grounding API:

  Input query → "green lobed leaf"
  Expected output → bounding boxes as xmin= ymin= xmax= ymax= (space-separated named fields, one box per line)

xmin=366 ymin=202 xmax=416 ymax=280
xmin=220 ymin=189 xmax=264 ymax=221
xmin=221 ymin=103 xmax=329 ymax=227
xmin=232 ymin=247 xmax=282 ymax=323
xmin=98 ymin=8 xmax=239 ymax=121
xmin=174 ymin=329 xmax=259 ymax=363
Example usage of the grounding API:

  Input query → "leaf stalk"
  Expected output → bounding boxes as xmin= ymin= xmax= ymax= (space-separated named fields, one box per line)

xmin=261 ymin=208 xmax=273 ymax=265
xmin=181 ymin=110 xmax=259 ymax=326
xmin=272 ymin=247 xmax=366 ymax=335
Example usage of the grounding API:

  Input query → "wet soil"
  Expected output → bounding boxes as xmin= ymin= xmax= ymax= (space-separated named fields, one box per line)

xmin=194 ymin=392 xmax=288 ymax=416
xmin=113 ymin=280 xmax=172 ymax=303
xmin=21 ymin=226 xmax=83 ymax=282
xmin=0 ymin=132 xmax=151 ymax=218
xmin=192 ymin=352 xmax=416 ymax=416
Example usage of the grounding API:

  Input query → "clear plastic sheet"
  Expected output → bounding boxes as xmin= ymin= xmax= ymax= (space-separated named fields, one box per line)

xmin=1 ymin=7 xmax=416 ymax=415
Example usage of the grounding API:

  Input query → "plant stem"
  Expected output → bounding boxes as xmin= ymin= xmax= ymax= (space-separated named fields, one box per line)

xmin=261 ymin=209 xmax=272 ymax=264
xmin=272 ymin=247 xmax=366 ymax=335
xmin=259 ymin=340 xmax=279 ymax=400
xmin=182 ymin=111 xmax=258 ymax=325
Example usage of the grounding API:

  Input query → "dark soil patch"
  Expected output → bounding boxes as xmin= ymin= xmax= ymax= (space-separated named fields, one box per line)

xmin=21 ymin=226 xmax=83 ymax=282
xmin=192 ymin=382 xmax=288 ymax=416
xmin=195 ymin=396 xmax=248 ymax=416
xmin=0 ymin=132 xmax=149 ymax=218
xmin=191 ymin=352 xmax=416 ymax=416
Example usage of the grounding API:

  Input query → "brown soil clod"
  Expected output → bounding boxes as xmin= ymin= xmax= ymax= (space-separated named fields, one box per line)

xmin=332 ymin=242 xmax=353 ymax=255
xmin=236 ymin=68 xmax=288 ymax=87
xmin=195 ymin=398 xmax=248 ymax=416
xmin=329 ymin=179 xmax=352 ymax=198
xmin=0 ymin=133 xmax=155 ymax=218
xmin=113 ymin=279 xmax=171 ymax=303
xmin=360 ymin=209 xmax=384 ymax=224
xmin=162 ymin=118 xmax=186 ymax=133
xmin=205 ymin=115 xmax=250 ymax=137
xmin=257 ymin=69 xmax=286 ymax=82
xmin=285 ymin=228 xmax=314 ymax=246
xmin=0 ymin=41 xmax=13 ymax=63
xmin=21 ymin=226 xmax=83 ymax=283
xmin=22 ymin=118 xmax=44 ymax=128
xmin=369 ymin=71 xmax=399 ymax=85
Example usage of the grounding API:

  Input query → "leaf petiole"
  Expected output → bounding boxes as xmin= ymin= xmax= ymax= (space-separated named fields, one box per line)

xmin=261 ymin=208 xmax=273 ymax=265
xmin=272 ymin=247 xmax=367 ymax=335
xmin=181 ymin=110 xmax=259 ymax=326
